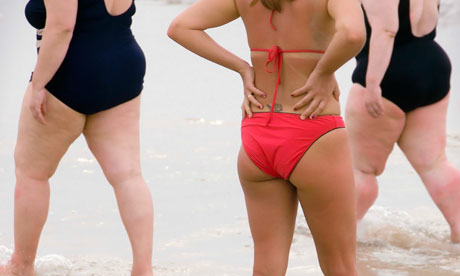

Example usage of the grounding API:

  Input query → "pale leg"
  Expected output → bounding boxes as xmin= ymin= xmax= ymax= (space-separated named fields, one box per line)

xmin=397 ymin=94 xmax=460 ymax=242
xmin=83 ymin=96 xmax=153 ymax=276
xmin=237 ymin=147 xmax=298 ymax=276
xmin=290 ymin=129 xmax=357 ymax=276
xmin=0 ymin=85 xmax=85 ymax=276
xmin=345 ymin=84 xmax=406 ymax=219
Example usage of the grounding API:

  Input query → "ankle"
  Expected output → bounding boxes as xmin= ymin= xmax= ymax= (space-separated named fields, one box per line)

xmin=0 ymin=262 xmax=35 ymax=276
xmin=131 ymin=266 xmax=153 ymax=276
xmin=9 ymin=254 xmax=36 ymax=273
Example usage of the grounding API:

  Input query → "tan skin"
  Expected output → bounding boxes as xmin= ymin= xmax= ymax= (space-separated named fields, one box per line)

xmin=0 ymin=0 xmax=154 ymax=276
xmin=241 ymin=0 xmax=340 ymax=117
xmin=346 ymin=0 xmax=460 ymax=243
xmin=168 ymin=0 xmax=365 ymax=275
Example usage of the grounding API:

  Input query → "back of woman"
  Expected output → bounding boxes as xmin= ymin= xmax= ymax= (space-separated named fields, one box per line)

xmin=0 ymin=1 xmax=153 ymax=275
xmin=169 ymin=0 xmax=365 ymax=274
xmin=346 ymin=0 xmax=460 ymax=244
xmin=236 ymin=0 xmax=340 ymax=115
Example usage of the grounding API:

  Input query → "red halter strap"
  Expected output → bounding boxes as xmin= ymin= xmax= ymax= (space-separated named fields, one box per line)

xmin=269 ymin=10 xmax=277 ymax=31
xmin=250 ymin=46 xmax=325 ymax=124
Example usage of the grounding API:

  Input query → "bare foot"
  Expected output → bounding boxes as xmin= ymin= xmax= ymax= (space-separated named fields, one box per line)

xmin=132 ymin=270 xmax=153 ymax=276
xmin=0 ymin=263 xmax=36 ymax=276
xmin=451 ymin=224 xmax=460 ymax=243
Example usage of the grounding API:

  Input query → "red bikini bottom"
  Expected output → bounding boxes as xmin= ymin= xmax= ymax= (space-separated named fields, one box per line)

xmin=241 ymin=113 xmax=345 ymax=180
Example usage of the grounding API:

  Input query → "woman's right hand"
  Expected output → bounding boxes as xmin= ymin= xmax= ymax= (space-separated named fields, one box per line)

xmin=239 ymin=66 xmax=266 ymax=118
xmin=30 ymin=85 xmax=48 ymax=125
xmin=364 ymin=85 xmax=384 ymax=118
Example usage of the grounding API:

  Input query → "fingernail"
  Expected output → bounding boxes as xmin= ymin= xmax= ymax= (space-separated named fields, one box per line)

xmin=259 ymin=105 xmax=263 ymax=109
xmin=263 ymin=94 xmax=266 ymax=97
xmin=310 ymin=115 xmax=315 ymax=120
xmin=300 ymin=116 xmax=305 ymax=120
xmin=290 ymin=94 xmax=294 ymax=97
xmin=293 ymin=107 xmax=297 ymax=111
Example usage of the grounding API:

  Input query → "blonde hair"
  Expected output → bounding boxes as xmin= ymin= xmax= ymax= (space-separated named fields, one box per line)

xmin=250 ymin=0 xmax=294 ymax=12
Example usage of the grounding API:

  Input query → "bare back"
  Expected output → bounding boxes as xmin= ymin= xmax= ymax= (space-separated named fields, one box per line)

xmin=104 ymin=0 xmax=133 ymax=16
xmin=236 ymin=0 xmax=339 ymax=114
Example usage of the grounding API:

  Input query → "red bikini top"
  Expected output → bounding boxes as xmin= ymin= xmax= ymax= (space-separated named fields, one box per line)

xmin=250 ymin=10 xmax=325 ymax=123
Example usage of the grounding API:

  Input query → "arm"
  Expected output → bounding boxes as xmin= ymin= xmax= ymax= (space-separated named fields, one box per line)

xmin=31 ymin=0 xmax=77 ymax=124
xmin=167 ymin=0 xmax=265 ymax=118
xmin=410 ymin=0 xmax=439 ymax=37
xmin=292 ymin=0 xmax=366 ymax=119
xmin=362 ymin=0 xmax=399 ymax=117
xmin=315 ymin=0 xmax=367 ymax=76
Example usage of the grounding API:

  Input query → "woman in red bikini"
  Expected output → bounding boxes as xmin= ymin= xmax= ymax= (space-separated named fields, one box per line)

xmin=169 ymin=0 xmax=365 ymax=274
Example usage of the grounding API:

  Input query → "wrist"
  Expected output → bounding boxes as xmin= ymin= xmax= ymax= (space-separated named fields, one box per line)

xmin=312 ymin=65 xmax=334 ymax=77
xmin=236 ymin=61 xmax=252 ymax=76
xmin=365 ymin=77 xmax=381 ymax=89
xmin=31 ymin=80 xmax=45 ymax=92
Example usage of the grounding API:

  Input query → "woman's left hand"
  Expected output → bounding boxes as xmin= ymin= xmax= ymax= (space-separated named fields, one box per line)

xmin=364 ymin=85 xmax=384 ymax=118
xmin=239 ymin=66 xmax=266 ymax=118
xmin=291 ymin=71 xmax=339 ymax=120
xmin=30 ymin=86 xmax=47 ymax=124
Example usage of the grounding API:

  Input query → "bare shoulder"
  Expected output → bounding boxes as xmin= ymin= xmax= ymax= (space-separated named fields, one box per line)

xmin=43 ymin=0 xmax=78 ymax=27
xmin=362 ymin=0 xmax=399 ymax=30
xmin=361 ymin=0 xmax=399 ymax=15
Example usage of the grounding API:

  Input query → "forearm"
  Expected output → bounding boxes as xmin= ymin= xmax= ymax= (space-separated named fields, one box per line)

xmin=168 ymin=26 xmax=250 ymax=75
xmin=313 ymin=25 xmax=366 ymax=75
xmin=365 ymin=30 xmax=395 ymax=88
xmin=31 ymin=27 xmax=73 ymax=89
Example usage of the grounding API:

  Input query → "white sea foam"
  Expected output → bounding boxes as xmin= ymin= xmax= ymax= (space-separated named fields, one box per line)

xmin=355 ymin=206 xmax=460 ymax=274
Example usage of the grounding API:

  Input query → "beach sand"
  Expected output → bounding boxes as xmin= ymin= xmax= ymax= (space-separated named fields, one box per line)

xmin=0 ymin=0 xmax=459 ymax=275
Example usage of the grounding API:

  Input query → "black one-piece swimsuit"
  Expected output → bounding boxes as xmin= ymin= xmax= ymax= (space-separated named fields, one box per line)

xmin=25 ymin=0 xmax=146 ymax=114
xmin=352 ymin=0 xmax=451 ymax=113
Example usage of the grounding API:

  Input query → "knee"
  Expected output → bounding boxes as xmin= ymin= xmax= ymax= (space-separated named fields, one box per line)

xmin=103 ymin=165 xmax=143 ymax=186
xmin=323 ymin=259 xmax=357 ymax=276
xmin=355 ymin=169 xmax=379 ymax=201
xmin=14 ymin=152 xmax=54 ymax=182
xmin=253 ymin=247 xmax=289 ymax=276
xmin=405 ymin=147 xmax=449 ymax=176
xmin=426 ymin=162 xmax=460 ymax=195
xmin=356 ymin=179 xmax=378 ymax=202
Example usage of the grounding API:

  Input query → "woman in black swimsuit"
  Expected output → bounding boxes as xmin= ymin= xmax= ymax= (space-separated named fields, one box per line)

xmin=0 ymin=0 xmax=153 ymax=275
xmin=346 ymin=0 xmax=460 ymax=242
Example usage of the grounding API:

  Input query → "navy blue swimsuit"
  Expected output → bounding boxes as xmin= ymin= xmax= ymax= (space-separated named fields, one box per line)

xmin=352 ymin=0 xmax=451 ymax=112
xmin=25 ymin=0 xmax=146 ymax=114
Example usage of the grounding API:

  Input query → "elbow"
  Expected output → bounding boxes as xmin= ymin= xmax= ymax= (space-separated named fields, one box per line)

xmin=167 ymin=20 xmax=178 ymax=40
xmin=346 ymin=28 xmax=366 ymax=49
xmin=167 ymin=19 xmax=183 ymax=42
xmin=382 ymin=28 xmax=398 ymax=39
xmin=47 ymin=22 xmax=75 ymax=37
xmin=376 ymin=22 xmax=399 ymax=39
xmin=340 ymin=24 xmax=366 ymax=52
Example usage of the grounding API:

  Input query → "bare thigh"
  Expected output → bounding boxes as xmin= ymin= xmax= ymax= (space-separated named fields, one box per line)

xmin=289 ymin=129 xmax=356 ymax=273
xmin=237 ymin=147 xmax=298 ymax=273
xmin=15 ymin=85 xmax=85 ymax=178
xmin=398 ymin=94 xmax=450 ymax=171
xmin=345 ymin=84 xmax=406 ymax=175
xmin=83 ymin=96 xmax=142 ymax=182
